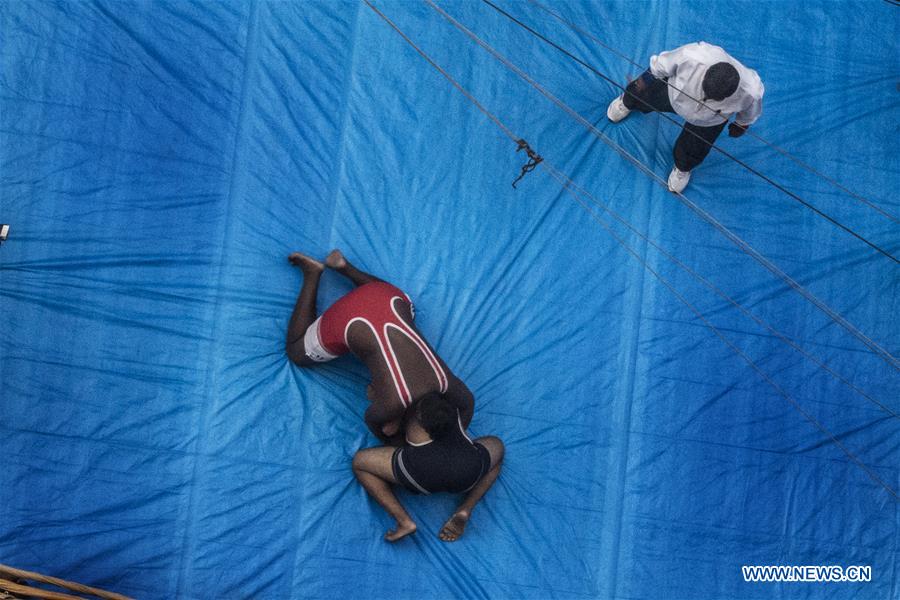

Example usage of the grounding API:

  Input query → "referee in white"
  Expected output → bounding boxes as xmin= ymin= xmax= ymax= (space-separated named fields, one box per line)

xmin=607 ymin=41 xmax=764 ymax=193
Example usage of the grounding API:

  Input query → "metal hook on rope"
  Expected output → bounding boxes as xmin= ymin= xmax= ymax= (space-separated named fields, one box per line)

xmin=512 ymin=139 xmax=543 ymax=188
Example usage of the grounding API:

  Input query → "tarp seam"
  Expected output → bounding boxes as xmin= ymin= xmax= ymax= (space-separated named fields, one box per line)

xmin=602 ymin=5 xmax=672 ymax=596
xmin=325 ymin=2 xmax=364 ymax=252
xmin=173 ymin=2 xmax=260 ymax=597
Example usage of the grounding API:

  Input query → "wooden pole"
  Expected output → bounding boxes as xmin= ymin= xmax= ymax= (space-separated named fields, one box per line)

xmin=0 ymin=578 xmax=88 ymax=600
xmin=0 ymin=565 xmax=132 ymax=600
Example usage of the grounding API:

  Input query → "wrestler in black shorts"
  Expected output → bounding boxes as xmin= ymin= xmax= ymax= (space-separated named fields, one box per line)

xmin=392 ymin=414 xmax=491 ymax=495
xmin=352 ymin=392 xmax=505 ymax=542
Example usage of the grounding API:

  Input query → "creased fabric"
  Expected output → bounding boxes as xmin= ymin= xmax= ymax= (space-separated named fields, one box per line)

xmin=1 ymin=1 xmax=897 ymax=598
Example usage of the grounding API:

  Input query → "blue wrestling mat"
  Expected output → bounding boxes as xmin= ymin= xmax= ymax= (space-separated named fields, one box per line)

xmin=1 ymin=1 xmax=898 ymax=598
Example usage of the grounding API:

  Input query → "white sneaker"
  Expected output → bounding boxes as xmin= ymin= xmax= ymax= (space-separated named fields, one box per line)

xmin=667 ymin=167 xmax=691 ymax=193
xmin=606 ymin=94 xmax=631 ymax=123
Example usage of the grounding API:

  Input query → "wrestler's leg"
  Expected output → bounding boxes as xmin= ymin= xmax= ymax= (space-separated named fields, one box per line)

xmin=439 ymin=436 xmax=505 ymax=542
xmin=285 ymin=253 xmax=324 ymax=366
xmin=352 ymin=447 xmax=417 ymax=542
xmin=325 ymin=249 xmax=384 ymax=287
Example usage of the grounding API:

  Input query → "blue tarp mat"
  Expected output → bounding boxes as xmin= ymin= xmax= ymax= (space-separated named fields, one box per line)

xmin=1 ymin=1 xmax=898 ymax=598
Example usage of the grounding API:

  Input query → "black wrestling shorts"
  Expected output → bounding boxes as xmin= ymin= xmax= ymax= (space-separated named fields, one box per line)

xmin=392 ymin=438 xmax=491 ymax=495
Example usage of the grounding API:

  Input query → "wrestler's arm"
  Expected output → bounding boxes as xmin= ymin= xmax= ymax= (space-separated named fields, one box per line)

xmin=364 ymin=400 xmax=405 ymax=445
xmin=443 ymin=376 xmax=475 ymax=429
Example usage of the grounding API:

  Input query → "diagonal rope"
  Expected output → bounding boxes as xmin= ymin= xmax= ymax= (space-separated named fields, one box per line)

xmin=547 ymin=167 xmax=900 ymax=423
xmin=363 ymin=0 xmax=900 ymax=502
xmin=365 ymin=0 xmax=542 ymax=188
xmin=426 ymin=0 xmax=900 ymax=372
xmin=526 ymin=0 xmax=900 ymax=224
xmin=544 ymin=162 xmax=900 ymax=503
xmin=480 ymin=0 xmax=900 ymax=264
xmin=363 ymin=1 xmax=517 ymax=143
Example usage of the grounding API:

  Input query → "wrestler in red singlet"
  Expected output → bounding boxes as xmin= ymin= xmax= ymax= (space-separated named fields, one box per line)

xmin=311 ymin=281 xmax=448 ymax=407
xmin=285 ymin=250 xmax=474 ymax=443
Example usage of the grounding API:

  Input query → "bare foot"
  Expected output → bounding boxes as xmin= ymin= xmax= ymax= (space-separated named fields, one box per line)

xmin=438 ymin=510 xmax=470 ymax=542
xmin=385 ymin=519 xmax=417 ymax=542
xmin=325 ymin=249 xmax=347 ymax=270
xmin=288 ymin=252 xmax=324 ymax=274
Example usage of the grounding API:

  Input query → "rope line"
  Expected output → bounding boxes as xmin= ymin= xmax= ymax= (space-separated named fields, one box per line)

xmin=526 ymin=0 xmax=899 ymax=223
xmin=479 ymin=0 xmax=899 ymax=263
xmin=426 ymin=0 xmax=900 ymax=372
xmin=544 ymin=162 xmax=899 ymax=503
xmin=364 ymin=0 xmax=900 ymax=502
xmin=547 ymin=166 xmax=900 ymax=423
xmin=360 ymin=0 xmax=536 ymax=191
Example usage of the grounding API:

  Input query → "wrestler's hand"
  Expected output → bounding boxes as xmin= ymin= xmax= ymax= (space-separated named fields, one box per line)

xmin=382 ymin=419 xmax=401 ymax=437
xmin=728 ymin=122 xmax=748 ymax=138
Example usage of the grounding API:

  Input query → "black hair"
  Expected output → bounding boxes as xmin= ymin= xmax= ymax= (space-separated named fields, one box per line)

xmin=702 ymin=62 xmax=740 ymax=101
xmin=415 ymin=391 xmax=456 ymax=440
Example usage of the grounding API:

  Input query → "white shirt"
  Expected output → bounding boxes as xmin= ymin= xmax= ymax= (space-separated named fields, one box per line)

xmin=649 ymin=41 xmax=764 ymax=127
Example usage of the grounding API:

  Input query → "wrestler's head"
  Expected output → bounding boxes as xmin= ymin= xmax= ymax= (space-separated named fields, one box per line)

xmin=415 ymin=391 xmax=456 ymax=440
xmin=702 ymin=62 xmax=740 ymax=101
